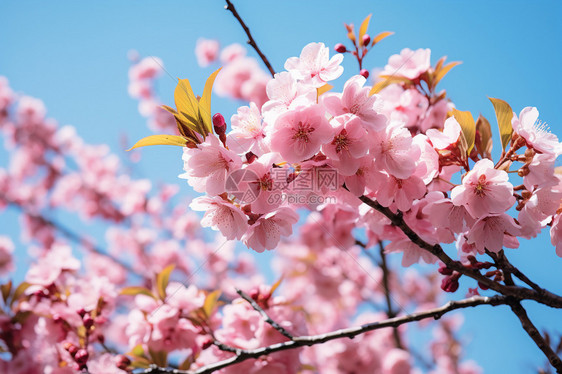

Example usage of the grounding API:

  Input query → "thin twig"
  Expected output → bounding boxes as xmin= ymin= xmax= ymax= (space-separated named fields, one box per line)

xmin=141 ymin=295 xmax=508 ymax=374
xmin=0 ymin=194 xmax=142 ymax=278
xmin=235 ymin=288 xmax=294 ymax=340
xmin=224 ymin=0 xmax=276 ymax=77
xmin=378 ymin=240 xmax=403 ymax=349
xmin=509 ymin=301 xmax=562 ymax=373
xmin=357 ymin=194 xmax=562 ymax=309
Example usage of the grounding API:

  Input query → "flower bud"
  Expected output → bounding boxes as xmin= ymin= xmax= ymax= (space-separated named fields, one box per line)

xmin=438 ymin=264 xmax=453 ymax=275
xmin=362 ymin=34 xmax=371 ymax=46
xmin=116 ymin=355 xmax=131 ymax=370
xmin=360 ymin=69 xmax=370 ymax=78
xmin=83 ymin=314 xmax=94 ymax=329
xmin=201 ymin=337 xmax=213 ymax=350
xmin=74 ymin=349 xmax=89 ymax=365
xmin=77 ymin=308 xmax=87 ymax=318
xmin=212 ymin=113 xmax=227 ymax=135
xmin=334 ymin=43 xmax=347 ymax=53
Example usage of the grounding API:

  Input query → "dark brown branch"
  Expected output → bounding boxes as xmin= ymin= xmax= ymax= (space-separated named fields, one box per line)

xmin=357 ymin=194 xmax=562 ymax=309
xmin=224 ymin=0 xmax=276 ymax=77
xmin=141 ymin=295 xmax=508 ymax=374
xmin=236 ymin=288 xmax=294 ymax=340
xmin=378 ymin=240 xmax=403 ymax=349
xmin=509 ymin=301 xmax=562 ymax=373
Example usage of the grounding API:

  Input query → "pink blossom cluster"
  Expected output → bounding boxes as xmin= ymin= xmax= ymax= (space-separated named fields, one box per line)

xmin=196 ymin=40 xmax=270 ymax=108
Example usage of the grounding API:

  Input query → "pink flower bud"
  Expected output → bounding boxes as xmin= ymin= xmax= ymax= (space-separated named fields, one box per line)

xmin=438 ymin=264 xmax=453 ymax=276
xmin=212 ymin=113 xmax=227 ymax=135
xmin=359 ymin=69 xmax=369 ymax=78
xmin=77 ymin=308 xmax=87 ymax=318
xmin=116 ymin=355 xmax=131 ymax=370
xmin=334 ymin=43 xmax=347 ymax=53
xmin=83 ymin=314 xmax=94 ymax=329
xmin=362 ymin=34 xmax=371 ymax=45
xmin=441 ymin=274 xmax=459 ymax=293
xmin=74 ymin=349 xmax=89 ymax=365
xmin=201 ymin=337 xmax=213 ymax=350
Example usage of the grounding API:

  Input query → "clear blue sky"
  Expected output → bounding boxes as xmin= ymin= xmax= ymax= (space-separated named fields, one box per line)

xmin=1 ymin=1 xmax=561 ymax=373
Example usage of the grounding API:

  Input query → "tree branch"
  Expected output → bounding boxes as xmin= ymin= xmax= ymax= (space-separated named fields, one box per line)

xmin=357 ymin=194 xmax=562 ymax=309
xmin=378 ymin=240 xmax=403 ymax=349
xmin=224 ymin=0 xmax=276 ymax=77
xmin=0 ymin=194 xmax=143 ymax=278
xmin=141 ymin=295 xmax=508 ymax=374
xmin=509 ymin=301 xmax=562 ymax=373
xmin=235 ymin=288 xmax=294 ymax=340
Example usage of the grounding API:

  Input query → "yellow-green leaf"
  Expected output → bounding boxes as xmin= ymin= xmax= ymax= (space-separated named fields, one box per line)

xmin=130 ymin=359 xmax=151 ymax=369
xmin=371 ymin=31 xmax=394 ymax=46
xmin=156 ymin=264 xmax=175 ymax=301
xmin=175 ymin=78 xmax=199 ymax=125
xmin=489 ymin=97 xmax=514 ymax=151
xmin=11 ymin=281 xmax=30 ymax=305
xmin=120 ymin=287 xmax=157 ymax=299
xmin=198 ymin=68 xmax=222 ymax=134
xmin=452 ymin=108 xmax=476 ymax=155
xmin=434 ymin=61 xmax=461 ymax=87
xmin=358 ymin=14 xmax=372 ymax=47
xmin=148 ymin=348 xmax=168 ymax=367
xmin=129 ymin=344 xmax=146 ymax=358
xmin=369 ymin=76 xmax=411 ymax=95
xmin=179 ymin=355 xmax=194 ymax=370
xmin=270 ymin=276 xmax=284 ymax=296
xmin=127 ymin=135 xmax=189 ymax=151
xmin=475 ymin=114 xmax=493 ymax=159
xmin=1 ymin=280 xmax=12 ymax=303
xmin=317 ymin=84 xmax=333 ymax=99
xmin=203 ymin=290 xmax=221 ymax=318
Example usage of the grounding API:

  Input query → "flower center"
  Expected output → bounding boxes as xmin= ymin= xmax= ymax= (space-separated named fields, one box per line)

xmin=292 ymin=121 xmax=315 ymax=143
xmin=474 ymin=174 xmax=488 ymax=196
xmin=332 ymin=129 xmax=349 ymax=153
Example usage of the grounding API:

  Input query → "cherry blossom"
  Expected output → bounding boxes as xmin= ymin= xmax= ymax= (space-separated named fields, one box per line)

xmin=190 ymin=195 xmax=249 ymax=240
xmin=382 ymin=48 xmax=431 ymax=80
xmin=195 ymin=38 xmax=220 ymax=67
xmin=451 ymin=159 xmax=515 ymax=219
xmin=512 ymin=106 xmax=561 ymax=155
xmin=284 ymin=42 xmax=344 ymax=87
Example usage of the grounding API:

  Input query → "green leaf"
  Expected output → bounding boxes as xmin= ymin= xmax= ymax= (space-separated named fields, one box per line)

xmin=203 ymin=290 xmax=221 ymax=318
xmin=156 ymin=264 xmax=175 ymax=301
xmin=358 ymin=14 xmax=372 ymax=46
xmin=120 ymin=287 xmax=157 ymax=299
xmin=130 ymin=344 xmax=145 ymax=358
xmin=452 ymin=108 xmax=476 ymax=155
xmin=371 ymin=31 xmax=394 ymax=46
xmin=475 ymin=114 xmax=493 ymax=159
xmin=489 ymin=97 xmax=514 ymax=151
xmin=198 ymin=68 xmax=222 ymax=134
xmin=127 ymin=134 xmax=189 ymax=151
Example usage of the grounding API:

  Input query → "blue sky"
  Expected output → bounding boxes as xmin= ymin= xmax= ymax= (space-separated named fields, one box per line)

xmin=1 ymin=1 xmax=561 ymax=372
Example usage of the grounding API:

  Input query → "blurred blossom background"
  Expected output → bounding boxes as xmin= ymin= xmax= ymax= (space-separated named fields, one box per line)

xmin=1 ymin=1 xmax=561 ymax=372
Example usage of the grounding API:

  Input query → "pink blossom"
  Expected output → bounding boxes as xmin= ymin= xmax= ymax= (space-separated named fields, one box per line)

xmin=261 ymin=71 xmax=316 ymax=123
xmin=382 ymin=48 xmax=431 ymax=80
xmin=284 ymin=42 xmax=344 ymax=87
xmin=423 ymin=196 xmax=474 ymax=234
xmin=550 ymin=214 xmax=562 ymax=257
xmin=0 ymin=235 xmax=14 ymax=276
xmin=87 ymin=354 xmax=126 ymax=374
xmin=524 ymin=153 xmax=558 ymax=190
xmin=190 ymin=196 xmax=249 ymax=240
xmin=344 ymin=156 xmax=379 ymax=196
xmin=382 ymin=349 xmax=411 ymax=374
xmin=321 ymin=75 xmax=387 ymax=131
xmin=451 ymin=159 xmax=515 ymax=219
xmin=323 ymin=115 xmax=369 ymax=176
xmin=220 ymin=43 xmax=246 ymax=63
xmin=426 ymin=116 xmax=461 ymax=149
xmin=195 ymin=38 xmax=220 ymax=67
xmin=180 ymin=134 xmax=242 ymax=195
xmin=242 ymin=207 xmax=299 ymax=252
xmin=26 ymin=243 xmax=80 ymax=286
xmin=386 ymin=238 xmax=437 ymax=267
xmin=466 ymin=214 xmax=520 ymax=253
xmin=269 ymin=105 xmax=333 ymax=163
xmin=244 ymin=152 xmax=285 ymax=214
xmin=227 ymin=102 xmax=269 ymax=156
xmin=512 ymin=107 xmax=561 ymax=155
xmin=128 ymin=57 xmax=163 ymax=81
xmin=214 ymin=57 xmax=270 ymax=108
xmin=373 ymin=171 xmax=426 ymax=211
xmin=370 ymin=120 xmax=420 ymax=179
